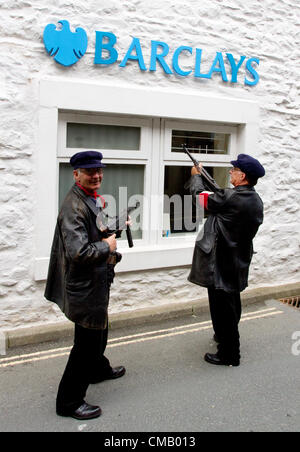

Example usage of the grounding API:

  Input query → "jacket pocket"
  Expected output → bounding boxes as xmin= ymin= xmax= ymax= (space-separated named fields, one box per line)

xmin=66 ymin=278 xmax=92 ymax=294
xmin=66 ymin=265 xmax=91 ymax=290
xmin=188 ymin=232 xmax=217 ymax=287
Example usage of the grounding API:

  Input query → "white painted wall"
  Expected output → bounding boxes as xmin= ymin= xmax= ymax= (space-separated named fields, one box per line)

xmin=0 ymin=0 xmax=299 ymax=329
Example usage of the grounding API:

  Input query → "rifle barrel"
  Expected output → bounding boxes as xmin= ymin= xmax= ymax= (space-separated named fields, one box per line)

xmin=182 ymin=145 xmax=220 ymax=189
xmin=126 ymin=225 xmax=134 ymax=248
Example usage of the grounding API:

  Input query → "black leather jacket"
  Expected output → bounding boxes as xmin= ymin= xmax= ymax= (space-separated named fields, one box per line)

xmin=44 ymin=184 xmax=120 ymax=329
xmin=188 ymin=175 xmax=264 ymax=293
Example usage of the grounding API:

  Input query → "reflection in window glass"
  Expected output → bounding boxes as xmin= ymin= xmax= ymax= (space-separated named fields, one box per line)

xmin=163 ymin=166 xmax=230 ymax=236
xmin=59 ymin=163 xmax=144 ymax=240
xmin=67 ymin=123 xmax=141 ymax=150
xmin=172 ymin=130 xmax=229 ymax=155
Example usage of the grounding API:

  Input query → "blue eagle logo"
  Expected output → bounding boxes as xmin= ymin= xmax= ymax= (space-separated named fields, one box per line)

xmin=43 ymin=20 xmax=88 ymax=67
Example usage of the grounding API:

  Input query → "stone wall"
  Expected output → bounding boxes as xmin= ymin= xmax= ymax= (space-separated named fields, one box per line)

xmin=0 ymin=0 xmax=299 ymax=329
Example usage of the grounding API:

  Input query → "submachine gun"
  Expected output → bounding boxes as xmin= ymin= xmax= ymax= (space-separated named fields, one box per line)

xmin=96 ymin=201 xmax=140 ymax=248
xmin=182 ymin=144 xmax=220 ymax=191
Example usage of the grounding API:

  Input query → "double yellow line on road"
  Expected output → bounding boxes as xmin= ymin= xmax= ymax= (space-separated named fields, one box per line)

xmin=0 ymin=307 xmax=283 ymax=369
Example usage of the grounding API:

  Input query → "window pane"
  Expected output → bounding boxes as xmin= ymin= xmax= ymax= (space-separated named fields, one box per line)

xmin=163 ymin=166 xmax=230 ymax=236
xmin=67 ymin=123 xmax=141 ymax=150
xmin=59 ymin=163 xmax=144 ymax=240
xmin=171 ymin=129 xmax=229 ymax=155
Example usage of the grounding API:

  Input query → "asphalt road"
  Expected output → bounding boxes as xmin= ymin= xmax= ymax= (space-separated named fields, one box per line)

xmin=0 ymin=299 xmax=299 ymax=433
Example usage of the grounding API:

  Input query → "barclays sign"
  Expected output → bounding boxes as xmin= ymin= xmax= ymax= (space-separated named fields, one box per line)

xmin=43 ymin=20 xmax=260 ymax=86
xmin=43 ymin=20 xmax=88 ymax=66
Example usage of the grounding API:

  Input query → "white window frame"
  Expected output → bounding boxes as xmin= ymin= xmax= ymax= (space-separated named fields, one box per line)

xmin=36 ymin=79 xmax=259 ymax=280
xmin=58 ymin=113 xmax=152 ymax=160
xmin=163 ymin=119 xmax=237 ymax=163
xmin=158 ymin=119 xmax=237 ymax=245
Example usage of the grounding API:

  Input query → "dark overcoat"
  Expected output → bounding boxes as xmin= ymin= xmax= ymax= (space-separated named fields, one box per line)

xmin=44 ymin=184 xmax=113 ymax=329
xmin=188 ymin=175 xmax=264 ymax=293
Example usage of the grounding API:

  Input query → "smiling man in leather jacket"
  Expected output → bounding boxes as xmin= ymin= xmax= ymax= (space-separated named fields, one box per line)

xmin=188 ymin=154 xmax=265 ymax=367
xmin=45 ymin=151 xmax=125 ymax=420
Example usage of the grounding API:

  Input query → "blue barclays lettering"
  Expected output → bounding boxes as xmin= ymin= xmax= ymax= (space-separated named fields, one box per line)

xmin=94 ymin=31 xmax=118 ymax=65
xmin=207 ymin=51 xmax=228 ymax=82
xmin=244 ymin=57 xmax=260 ymax=86
xmin=119 ymin=37 xmax=147 ymax=71
xmin=43 ymin=22 xmax=259 ymax=85
xmin=194 ymin=49 xmax=210 ymax=79
xmin=149 ymin=40 xmax=172 ymax=74
xmin=93 ymin=31 xmax=259 ymax=86
xmin=172 ymin=46 xmax=193 ymax=76
xmin=226 ymin=53 xmax=246 ymax=83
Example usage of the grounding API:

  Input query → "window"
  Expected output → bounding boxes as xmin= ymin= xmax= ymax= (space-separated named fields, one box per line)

xmin=163 ymin=165 xmax=230 ymax=237
xmin=36 ymin=80 xmax=257 ymax=279
xmin=171 ymin=130 xmax=230 ymax=155
xmin=66 ymin=123 xmax=141 ymax=150
xmin=58 ymin=114 xmax=152 ymax=245
xmin=59 ymin=162 xmax=144 ymax=240
xmin=160 ymin=120 xmax=236 ymax=240
xmin=58 ymin=115 xmax=236 ymax=245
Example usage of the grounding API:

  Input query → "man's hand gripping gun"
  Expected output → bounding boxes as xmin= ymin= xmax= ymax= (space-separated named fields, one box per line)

xmin=97 ymin=202 xmax=140 ymax=248
xmin=182 ymin=144 xmax=220 ymax=191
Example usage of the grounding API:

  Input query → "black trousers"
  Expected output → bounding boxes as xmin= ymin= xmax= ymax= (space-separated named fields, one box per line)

xmin=56 ymin=323 xmax=112 ymax=415
xmin=208 ymin=287 xmax=241 ymax=362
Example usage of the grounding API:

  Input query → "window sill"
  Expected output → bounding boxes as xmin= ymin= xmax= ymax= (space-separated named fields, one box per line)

xmin=34 ymin=242 xmax=195 ymax=281
xmin=116 ymin=242 xmax=195 ymax=272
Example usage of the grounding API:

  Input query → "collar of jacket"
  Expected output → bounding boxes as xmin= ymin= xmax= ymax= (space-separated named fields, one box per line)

xmin=234 ymin=185 xmax=255 ymax=192
xmin=72 ymin=184 xmax=101 ymax=217
xmin=75 ymin=182 xmax=106 ymax=206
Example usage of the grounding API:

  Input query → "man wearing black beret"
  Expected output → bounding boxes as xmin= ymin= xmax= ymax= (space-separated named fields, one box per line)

xmin=188 ymin=154 xmax=265 ymax=366
xmin=45 ymin=151 xmax=125 ymax=420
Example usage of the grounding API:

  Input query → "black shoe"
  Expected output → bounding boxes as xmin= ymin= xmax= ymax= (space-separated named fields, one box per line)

xmin=57 ymin=402 xmax=102 ymax=420
xmin=204 ymin=352 xmax=240 ymax=367
xmin=90 ymin=366 xmax=126 ymax=384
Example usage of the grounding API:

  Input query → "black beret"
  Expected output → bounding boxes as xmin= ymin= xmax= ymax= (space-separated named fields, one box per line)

xmin=230 ymin=154 xmax=265 ymax=178
xmin=70 ymin=151 xmax=106 ymax=169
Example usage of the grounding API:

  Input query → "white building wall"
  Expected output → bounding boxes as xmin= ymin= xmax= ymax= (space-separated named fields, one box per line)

xmin=0 ymin=0 xmax=299 ymax=329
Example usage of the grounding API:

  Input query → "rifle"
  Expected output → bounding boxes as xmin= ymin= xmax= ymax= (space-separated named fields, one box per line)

xmin=182 ymin=144 xmax=220 ymax=191
xmin=96 ymin=202 xmax=140 ymax=248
